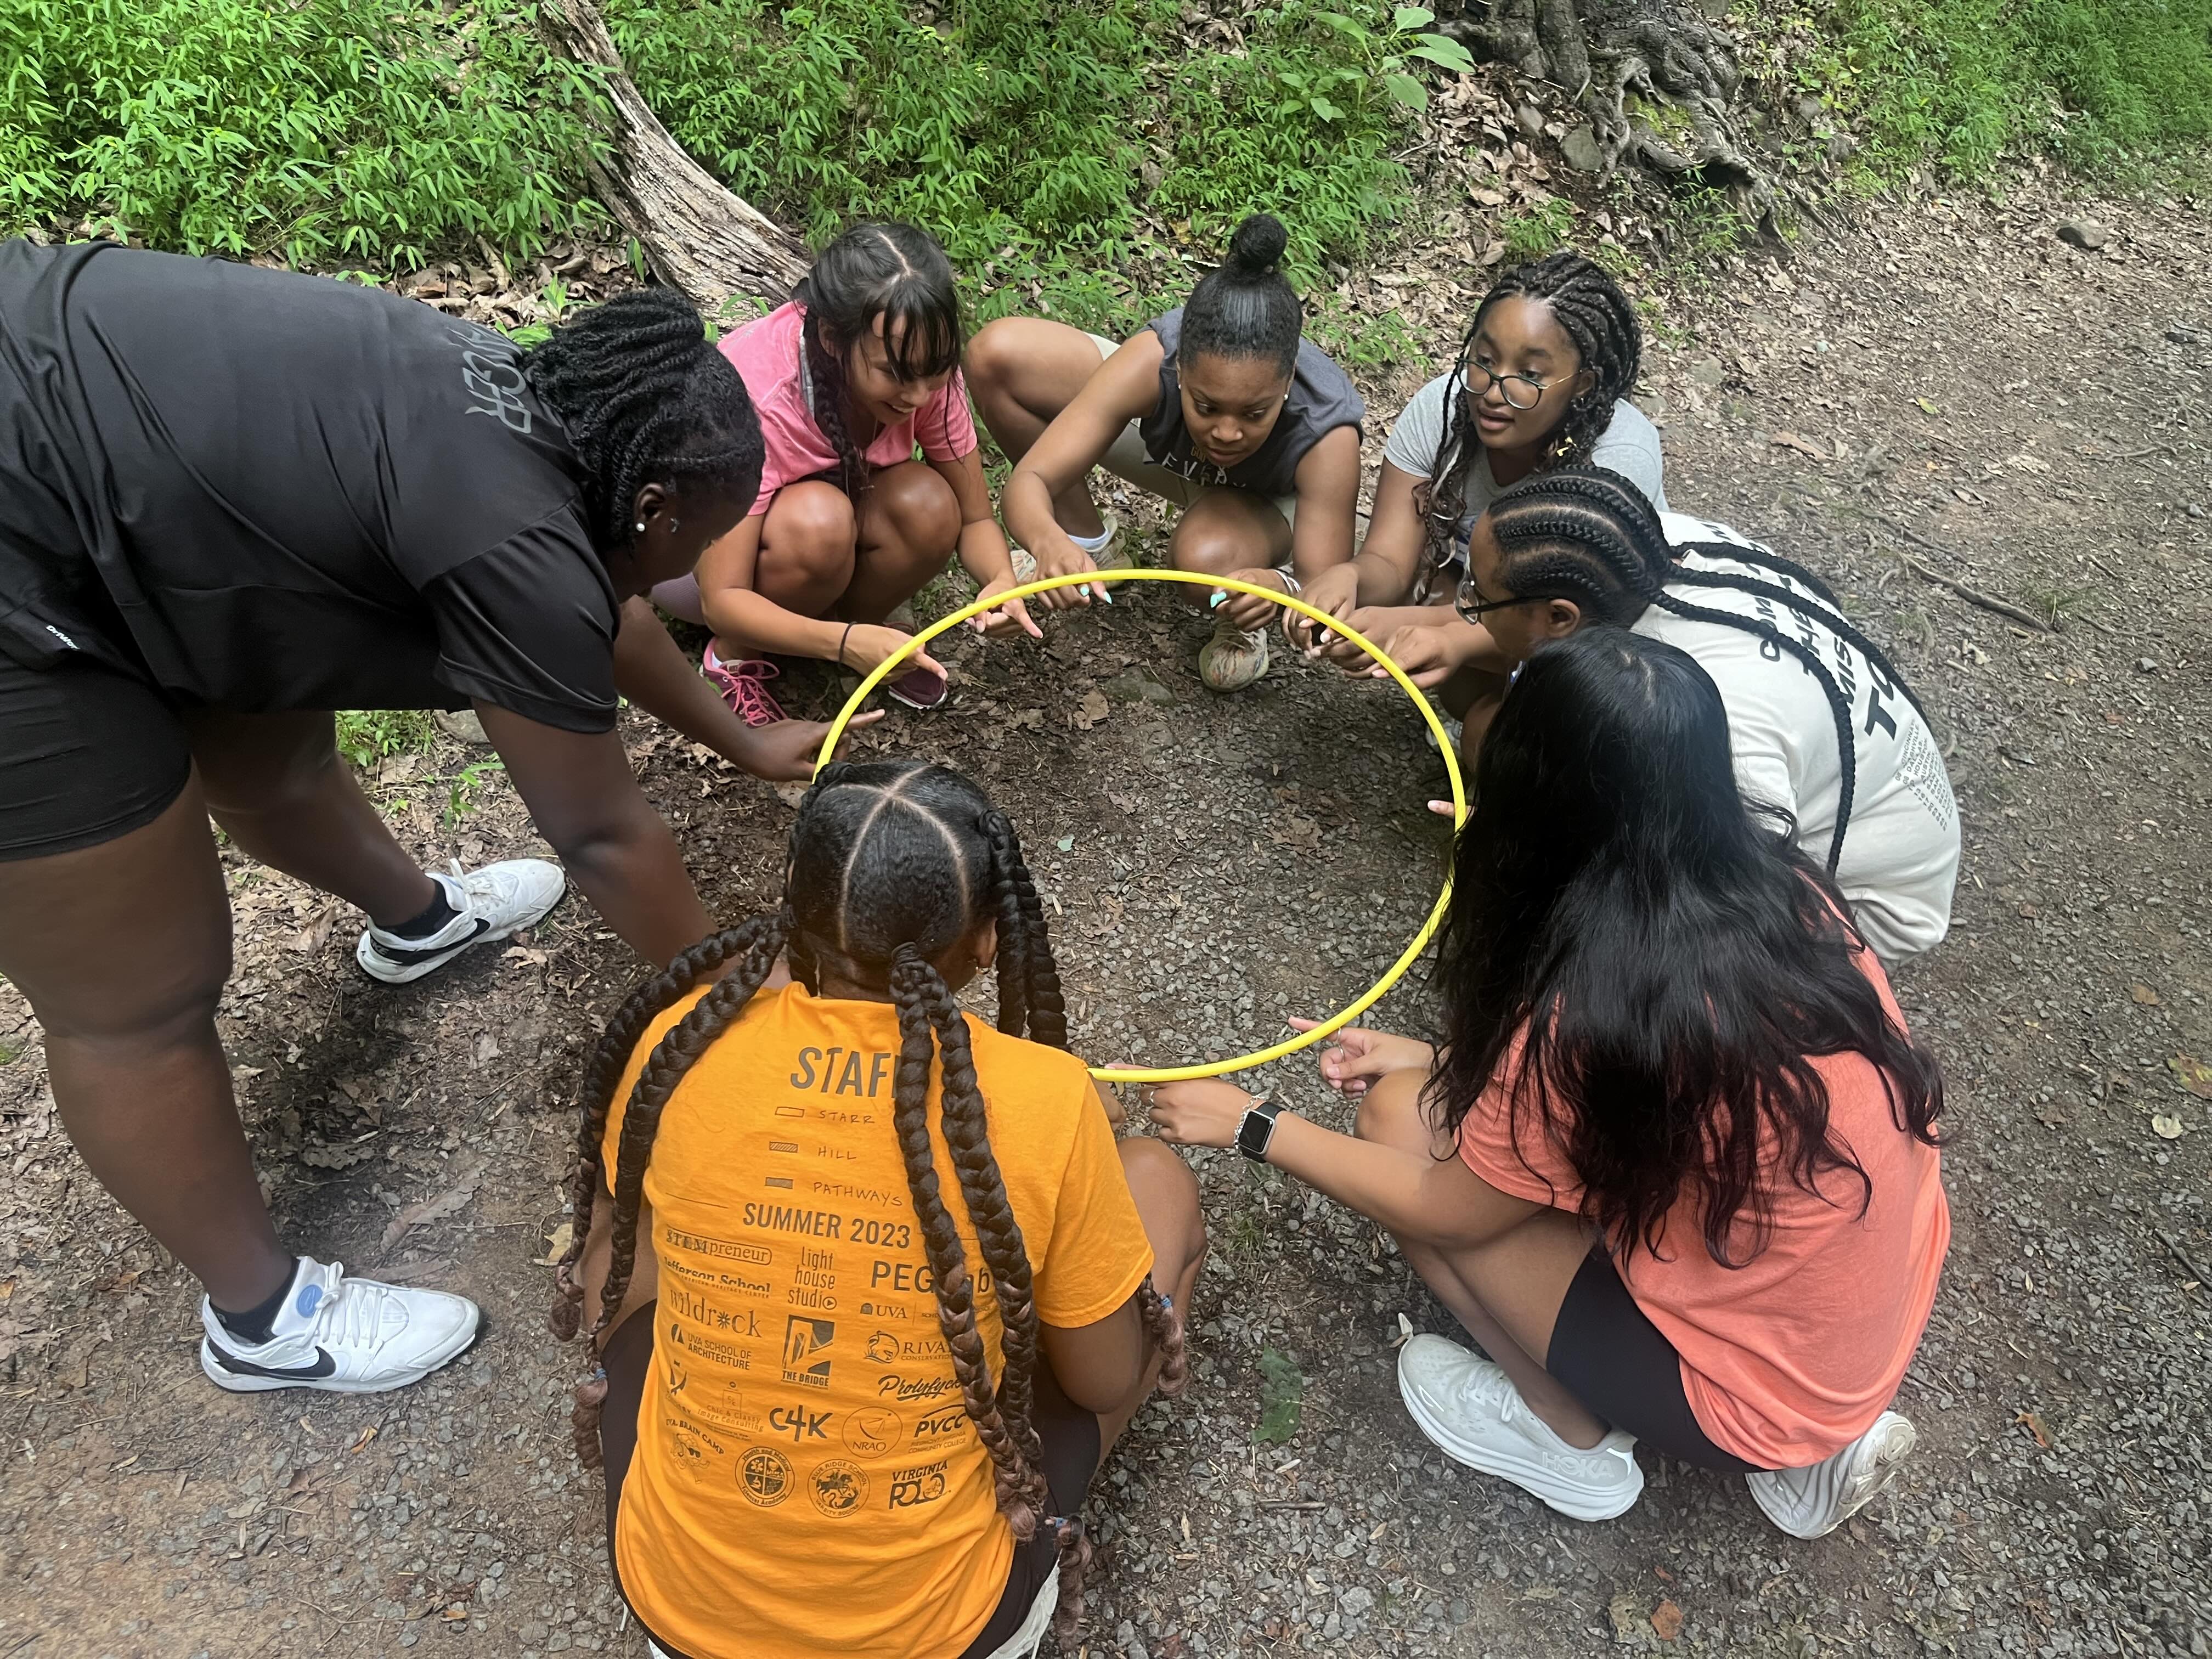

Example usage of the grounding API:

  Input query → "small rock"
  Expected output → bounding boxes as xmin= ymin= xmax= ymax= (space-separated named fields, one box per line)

xmin=2186 ymin=502 xmax=2206 ymax=519
xmin=1515 ymin=103 xmax=1546 ymax=142
xmin=2055 ymin=220 xmax=2109 ymax=251
xmin=1102 ymin=668 xmax=1177 ymax=706
xmin=1560 ymin=124 xmax=1606 ymax=173
xmin=2138 ymin=657 xmax=2160 ymax=673
xmin=433 ymin=708 xmax=492 ymax=746
xmin=1688 ymin=357 xmax=1726 ymax=388
xmin=1826 ymin=130 xmax=1859 ymax=165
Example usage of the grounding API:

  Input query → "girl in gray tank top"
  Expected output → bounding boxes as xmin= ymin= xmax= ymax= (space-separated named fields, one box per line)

xmin=968 ymin=213 xmax=1365 ymax=695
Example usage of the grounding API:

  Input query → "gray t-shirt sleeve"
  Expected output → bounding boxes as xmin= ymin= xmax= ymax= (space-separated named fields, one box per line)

xmin=1588 ymin=399 xmax=1668 ymax=512
xmin=1381 ymin=373 xmax=1454 ymax=477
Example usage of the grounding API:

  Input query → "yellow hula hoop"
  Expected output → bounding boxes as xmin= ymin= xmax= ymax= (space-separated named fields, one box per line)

xmin=813 ymin=568 xmax=1468 ymax=1083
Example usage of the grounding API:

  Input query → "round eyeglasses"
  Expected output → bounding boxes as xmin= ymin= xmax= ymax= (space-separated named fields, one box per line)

xmin=1463 ymin=362 xmax=1565 ymax=412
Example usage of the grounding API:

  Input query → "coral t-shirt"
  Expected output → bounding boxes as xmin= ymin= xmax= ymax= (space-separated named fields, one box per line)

xmin=602 ymin=982 xmax=1153 ymax=1659
xmin=1455 ymin=943 xmax=1949 ymax=1469
xmin=718 ymin=301 xmax=978 ymax=515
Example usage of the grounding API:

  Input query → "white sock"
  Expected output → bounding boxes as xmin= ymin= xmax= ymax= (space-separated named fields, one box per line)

xmin=1067 ymin=524 xmax=1114 ymax=554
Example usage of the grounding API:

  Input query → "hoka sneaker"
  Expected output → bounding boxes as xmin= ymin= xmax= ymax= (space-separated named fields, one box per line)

xmin=1746 ymin=1410 xmax=1917 ymax=1538
xmin=200 ymin=1256 xmax=482 ymax=1394
xmin=1397 ymin=1334 xmax=1644 ymax=1521
xmin=356 ymin=859 xmax=565 ymax=985
xmin=1198 ymin=614 xmax=1271 ymax=692
xmin=702 ymin=641 xmax=787 ymax=726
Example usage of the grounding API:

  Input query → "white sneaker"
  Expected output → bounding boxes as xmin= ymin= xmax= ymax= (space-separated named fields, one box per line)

xmin=355 ymin=859 xmax=565 ymax=985
xmin=1746 ymin=1410 xmax=1917 ymax=1538
xmin=1008 ymin=513 xmax=1130 ymax=584
xmin=1397 ymin=1334 xmax=1644 ymax=1521
xmin=200 ymin=1256 xmax=482 ymax=1394
xmin=1198 ymin=615 xmax=1270 ymax=692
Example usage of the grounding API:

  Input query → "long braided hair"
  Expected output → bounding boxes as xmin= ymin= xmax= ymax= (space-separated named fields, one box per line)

xmin=1421 ymin=253 xmax=1643 ymax=580
xmin=519 ymin=287 xmax=763 ymax=549
xmin=1479 ymin=467 xmax=1933 ymax=875
xmin=794 ymin=222 xmax=964 ymax=500
xmin=551 ymin=760 xmax=1183 ymax=1643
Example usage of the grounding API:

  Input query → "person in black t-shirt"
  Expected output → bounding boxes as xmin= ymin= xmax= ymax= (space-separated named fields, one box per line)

xmin=967 ymin=214 xmax=1364 ymax=694
xmin=0 ymin=242 xmax=867 ymax=1397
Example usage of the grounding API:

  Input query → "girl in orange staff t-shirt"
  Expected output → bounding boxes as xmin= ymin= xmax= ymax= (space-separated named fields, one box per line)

xmin=1153 ymin=628 xmax=1949 ymax=1539
xmin=549 ymin=760 xmax=1207 ymax=1659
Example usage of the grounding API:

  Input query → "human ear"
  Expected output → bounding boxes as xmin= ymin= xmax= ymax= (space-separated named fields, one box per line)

xmin=1544 ymin=599 xmax=1583 ymax=639
xmin=629 ymin=481 xmax=672 ymax=539
xmin=970 ymin=918 xmax=1000 ymax=973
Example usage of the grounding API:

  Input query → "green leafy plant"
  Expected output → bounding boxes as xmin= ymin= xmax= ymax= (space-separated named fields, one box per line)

xmin=443 ymin=756 xmax=507 ymax=825
xmin=1500 ymin=198 xmax=1577 ymax=260
xmin=335 ymin=709 xmax=437 ymax=771
xmin=1254 ymin=1346 xmax=1306 ymax=1444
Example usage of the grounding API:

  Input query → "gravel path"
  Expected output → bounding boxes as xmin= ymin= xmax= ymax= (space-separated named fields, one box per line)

xmin=2 ymin=180 xmax=2208 ymax=1659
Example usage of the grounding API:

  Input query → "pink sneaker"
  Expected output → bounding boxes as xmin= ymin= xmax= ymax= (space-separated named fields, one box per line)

xmin=702 ymin=641 xmax=786 ymax=726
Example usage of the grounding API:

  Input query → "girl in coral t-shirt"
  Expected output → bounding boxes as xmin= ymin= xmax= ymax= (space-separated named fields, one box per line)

xmin=652 ymin=223 xmax=1035 ymax=721
xmin=1153 ymin=628 xmax=1948 ymax=1537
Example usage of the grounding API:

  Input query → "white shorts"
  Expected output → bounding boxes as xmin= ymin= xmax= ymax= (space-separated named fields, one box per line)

xmin=1085 ymin=332 xmax=1297 ymax=529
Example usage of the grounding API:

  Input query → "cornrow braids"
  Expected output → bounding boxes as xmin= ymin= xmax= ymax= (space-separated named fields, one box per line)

xmin=520 ymin=287 xmax=764 ymax=549
xmin=1423 ymin=252 xmax=1643 ymax=578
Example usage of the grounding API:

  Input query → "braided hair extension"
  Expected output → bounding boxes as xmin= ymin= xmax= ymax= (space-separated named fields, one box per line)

xmin=1481 ymin=467 xmax=1939 ymax=874
xmin=1421 ymin=253 xmax=1643 ymax=580
xmin=982 ymin=810 xmax=1068 ymax=1050
xmin=794 ymin=222 xmax=965 ymax=499
xmin=518 ymin=287 xmax=764 ymax=550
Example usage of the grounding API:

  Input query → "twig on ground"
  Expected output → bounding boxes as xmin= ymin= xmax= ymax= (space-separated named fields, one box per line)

xmin=1876 ymin=515 xmax=2052 ymax=631
xmin=2111 ymin=443 xmax=2177 ymax=461
xmin=2160 ymin=1231 xmax=2212 ymax=1288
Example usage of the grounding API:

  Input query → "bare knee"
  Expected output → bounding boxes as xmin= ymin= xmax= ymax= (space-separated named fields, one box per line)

xmin=872 ymin=462 xmax=961 ymax=559
xmin=1120 ymin=1137 xmax=1208 ymax=1269
xmin=1355 ymin=1069 xmax=1437 ymax=1154
xmin=964 ymin=318 xmax=1025 ymax=398
xmin=36 ymin=934 xmax=229 ymax=1045
xmin=757 ymin=483 xmax=857 ymax=602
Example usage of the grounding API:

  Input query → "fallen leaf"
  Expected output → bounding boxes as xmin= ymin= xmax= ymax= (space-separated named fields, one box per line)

xmin=2017 ymin=902 xmax=2039 ymax=919
xmin=2131 ymin=983 xmax=2161 ymax=1006
xmin=2013 ymin=1410 xmax=2052 ymax=1448
xmin=1253 ymin=1347 xmax=1305 ymax=1446
xmin=1651 ymin=1600 xmax=1685 ymax=1641
xmin=537 ymin=1221 xmax=575 ymax=1267
xmin=1914 ymin=396 xmax=1941 ymax=415
xmin=441 ymin=1605 xmax=470 ymax=1623
xmin=0 ymin=1277 xmax=13 ymax=1302
xmin=301 ymin=1135 xmax=379 ymax=1170
xmin=1393 ymin=1313 xmax=1415 ymax=1347
xmin=1009 ymin=707 xmax=1045 ymax=730
xmin=473 ymin=1032 xmax=501 ymax=1067
xmin=503 ymin=946 xmax=548 ymax=967
xmin=379 ymin=1154 xmax=490 ymax=1250
xmin=1770 ymin=431 xmax=1829 ymax=461
xmin=348 ymin=1425 xmax=379 ymax=1454
xmin=2006 ymin=452 xmax=2052 ymax=474
xmin=94 ymin=1270 xmax=141 ymax=1295
xmin=2168 ymin=1056 xmax=2212 ymax=1100
xmin=773 ymin=780 xmax=810 ymax=809
xmin=2151 ymin=1115 xmax=2185 ymax=1140
xmin=1070 ymin=689 xmax=1110 ymax=731
xmin=290 ymin=907 xmax=336 ymax=954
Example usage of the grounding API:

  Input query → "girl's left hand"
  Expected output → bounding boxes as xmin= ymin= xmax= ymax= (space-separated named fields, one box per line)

xmin=1214 ymin=569 xmax=1289 ymax=631
xmin=970 ymin=575 xmax=1044 ymax=641
xmin=1146 ymin=1080 xmax=1258 ymax=1150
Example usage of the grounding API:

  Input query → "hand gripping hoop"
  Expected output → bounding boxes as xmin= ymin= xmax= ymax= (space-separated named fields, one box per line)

xmin=814 ymin=568 xmax=1469 ymax=1082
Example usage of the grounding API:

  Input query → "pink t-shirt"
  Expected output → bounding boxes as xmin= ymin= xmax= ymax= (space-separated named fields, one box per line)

xmin=1456 ymin=940 xmax=1949 ymax=1469
xmin=717 ymin=301 xmax=976 ymax=516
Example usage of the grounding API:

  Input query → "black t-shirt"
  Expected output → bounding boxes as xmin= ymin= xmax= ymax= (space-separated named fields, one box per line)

xmin=0 ymin=240 xmax=620 ymax=731
xmin=1136 ymin=307 xmax=1364 ymax=499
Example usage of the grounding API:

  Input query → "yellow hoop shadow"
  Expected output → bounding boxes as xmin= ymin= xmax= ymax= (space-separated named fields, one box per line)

xmin=814 ymin=568 xmax=1468 ymax=1083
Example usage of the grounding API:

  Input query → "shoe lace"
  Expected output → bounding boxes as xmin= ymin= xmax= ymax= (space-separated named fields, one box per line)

xmin=314 ymin=1266 xmax=399 ymax=1355
xmin=717 ymin=660 xmax=785 ymax=726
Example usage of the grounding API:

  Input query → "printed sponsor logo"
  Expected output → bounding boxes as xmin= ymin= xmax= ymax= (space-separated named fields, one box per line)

xmin=742 ymin=1203 xmax=842 ymax=1239
xmin=887 ymin=1458 xmax=951 ymax=1510
xmin=765 ymin=1176 xmax=794 ymax=1190
xmin=877 ymin=1373 xmax=959 ymax=1404
xmin=866 ymin=1330 xmax=949 ymax=1364
xmin=738 ymin=1446 xmax=793 ymax=1508
xmin=870 ymin=1259 xmax=990 ymax=1295
xmin=859 ymin=1300 xmax=910 ymax=1321
xmin=913 ymin=1404 xmax=969 ymax=1444
xmin=770 ymin=1141 xmax=800 ymax=1155
xmin=689 ymin=1387 xmax=765 ymax=1435
xmin=768 ymin=1403 xmax=834 ymax=1444
xmin=662 ymin=1258 xmax=774 ymax=1300
xmin=842 ymin=1406 xmax=904 ymax=1459
xmin=661 ymin=1227 xmax=772 ymax=1267
xmin=666 ymin=1410 xmax=730 ymax=1469
xmin=667 ymin=1317 xmax=757 ymax=1368
xmin=782 ymin=1316 xmax=835 ymax=1388
xmin=449 ymin=327 xmax=533 ymax=432
xmin=810 ymin=1459 xmax=870 ymax=1519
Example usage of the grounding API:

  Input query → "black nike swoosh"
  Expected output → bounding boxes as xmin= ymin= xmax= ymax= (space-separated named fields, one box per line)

xmin=367 ymin=916 xmax=490 ymax=966
xmin=208 ymin=1343 xmax=338 ymax=1381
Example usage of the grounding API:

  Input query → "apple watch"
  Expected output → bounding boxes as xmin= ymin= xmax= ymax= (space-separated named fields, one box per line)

xmin=1237 ymin=1096 xmax=1285 ymax=1164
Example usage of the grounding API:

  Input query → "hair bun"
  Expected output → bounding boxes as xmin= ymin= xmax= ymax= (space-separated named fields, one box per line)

xmin=1223 ymin=213 xmax=1288 ymax=279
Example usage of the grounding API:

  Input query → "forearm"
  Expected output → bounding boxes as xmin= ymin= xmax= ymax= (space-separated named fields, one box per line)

xmin=1002 ymin=468 xmax=1068 ymax=556
xmin=1357 ymin=602 xmax=1457 ymax=636
xmin=555 ymin=816 xmax=714 ymax=964
xmin=955 ymin=515 xmax=1017 ymax=587
xmin=1289 ymin=528 xmax=1355 ymax=586
xmin=612 ymin=599 xmax=780 ymax=771
xmin=1260 ymin=1111 xmax=1518 ymax=1251
xmin=703 ymin=582 xmax=849 ymax=663
xmin=1351 ymin=552 xmax=1422 ymax=607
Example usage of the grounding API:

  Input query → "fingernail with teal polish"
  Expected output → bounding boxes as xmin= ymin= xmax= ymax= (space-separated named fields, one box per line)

xmin=1208 ymin=590 xmax=1226 ymax=608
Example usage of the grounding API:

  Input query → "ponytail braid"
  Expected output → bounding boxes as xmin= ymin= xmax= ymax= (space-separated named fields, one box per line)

xmin=803 ymin=306 xmax=871 ymax=500
xmin=982 ymin=811 xmax=1066 ymax=1050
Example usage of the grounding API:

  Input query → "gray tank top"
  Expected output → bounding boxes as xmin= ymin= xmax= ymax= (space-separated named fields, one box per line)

xmin=1136 ymin=308 xmax=1364 ymax=499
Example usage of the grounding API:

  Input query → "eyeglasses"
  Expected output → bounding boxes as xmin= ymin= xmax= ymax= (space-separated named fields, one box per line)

xmin=1453 ymin=574 xmax=1541 ymax=623
xmin=1462 ymin=362 xmax=1566 ymax=412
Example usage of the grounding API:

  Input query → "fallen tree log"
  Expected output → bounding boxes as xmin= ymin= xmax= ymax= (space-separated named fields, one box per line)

xmin=539 ymin=0 xmax=809 ymax=313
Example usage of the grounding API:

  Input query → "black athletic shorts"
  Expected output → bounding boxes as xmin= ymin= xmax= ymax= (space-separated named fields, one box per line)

xmin=597 ymin=1301 xmax=1102 ymax=1658
xmin=0 ymin=650 xmax=192 ymax=860
xmin=1546 ymin=1247 xmax=1767 ymax=1475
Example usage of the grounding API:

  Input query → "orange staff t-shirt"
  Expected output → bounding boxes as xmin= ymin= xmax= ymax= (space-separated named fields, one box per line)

xmin=601 ymin=982 xmax=1154 ymax=1659
xmin=1456 ymin=940 xmax=1949 ymax=1470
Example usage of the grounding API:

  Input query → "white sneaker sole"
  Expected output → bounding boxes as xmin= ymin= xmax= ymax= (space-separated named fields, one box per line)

xmin=1747 ymin=1413 xmax=1917 ymax=1538
xmin=1398 ymin=1363 xmax=1644 ymax=1521
xmin=354 ymin=884 xmax=565 ymax=985
xmin=199 ymin=1311 xmax=484 ymax=1395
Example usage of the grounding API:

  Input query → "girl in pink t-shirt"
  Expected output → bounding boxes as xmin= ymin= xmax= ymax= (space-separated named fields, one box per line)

xmin=1151 ymin=628 xmax=1948 ymax=1540
xmin=651 ymin=223 xmax=1034 ymax=720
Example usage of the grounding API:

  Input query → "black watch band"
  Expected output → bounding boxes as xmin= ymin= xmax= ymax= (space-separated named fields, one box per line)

xmin=1237 ymin=1097 xmax=1284 ymax=1164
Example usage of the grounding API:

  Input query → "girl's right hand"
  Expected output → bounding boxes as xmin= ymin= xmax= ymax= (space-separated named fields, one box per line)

xmin=837 ymin=623 xmax=949 ymax=682
xmin=1289 ymin=1018 xmax=1435 ymax=1097
xmin=1353 ymin=621 xmax=1465 ymax=689
xmin=1032 ymin=535 xmax=1105 ymax=610
xmin=1288 ymin=563 xmax=1359 ymax=651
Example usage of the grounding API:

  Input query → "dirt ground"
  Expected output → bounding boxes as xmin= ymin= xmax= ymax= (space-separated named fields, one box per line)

xmin=3 ymin=177 xmax=2209 ymax=1659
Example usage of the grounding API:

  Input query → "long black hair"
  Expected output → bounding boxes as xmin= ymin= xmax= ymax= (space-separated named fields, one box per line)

xmin=520 ymin=287 xmax=763 ymax=549
xmin=1479 ymin=465 xmax=1932 ymax=873
xmin=795 ymin=222 xmax=964 ymax=498
xmin=1422 ymin=252 xmax=1642 ymax=575
xmin=1179 ymin=212 xmax=1303 ymax=376
xmin=550 ymin=760 xmax=1182 ymax=1644
xmin=1427 ymin=629 xmax=1944 ymax=1267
